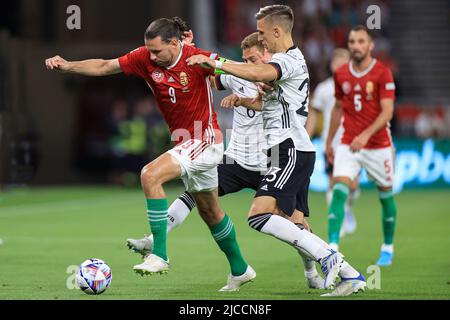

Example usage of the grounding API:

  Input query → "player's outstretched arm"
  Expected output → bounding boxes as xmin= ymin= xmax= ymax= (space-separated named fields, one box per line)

xmin=325 ymin=100 xmax=343 ymax=164
xmin=186 ymin=55 xmax=277 ymax=83
xmin=45 ymin=56 xmax=122 ymax=76
xmin=305 ymin=107 xmax=319 ymax=138
xmin=220 ymin=94 xmax=262 ymax=111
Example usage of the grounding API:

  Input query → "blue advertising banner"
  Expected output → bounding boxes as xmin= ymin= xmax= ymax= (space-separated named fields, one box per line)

xmin=310 ymin=138 xmax=450 ymax=193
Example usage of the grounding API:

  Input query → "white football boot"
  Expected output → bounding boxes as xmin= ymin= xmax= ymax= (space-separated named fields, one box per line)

xmin=320 ymin=250 xmax=344 ymax=289
xmin=133 ymin=253 xmax=169 ymax=275
xmin=126 ymin=235 xmax=153 ymax=257
xmin=321 ymin=273 xmax=366 ymax=297
xmin=219 ymin=265 xmax=256 ymax=292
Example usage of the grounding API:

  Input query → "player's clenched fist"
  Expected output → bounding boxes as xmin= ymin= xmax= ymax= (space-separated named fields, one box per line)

xmin=45 ymin=55 xmax=70 ymax=71
xmin=221 ymin=94 xmax=241 ymax=109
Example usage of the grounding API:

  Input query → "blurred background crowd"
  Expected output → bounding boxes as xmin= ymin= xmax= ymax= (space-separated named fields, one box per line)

xmin=0 ymin=0 xmax=449 ymax=187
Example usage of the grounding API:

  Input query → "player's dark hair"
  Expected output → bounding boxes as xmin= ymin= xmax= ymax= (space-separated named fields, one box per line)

xmin=241 ymin=32 xmax=264 ymax=52
xmin=255 ymin=5 xmax=294 ymax=32
xmin=350 ymin=25 xmax=375 ymax=40
xmin=145 ymin=17 xmax=190 ymax=43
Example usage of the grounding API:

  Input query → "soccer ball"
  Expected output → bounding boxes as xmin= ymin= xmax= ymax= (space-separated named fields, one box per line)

xmin=76 ymin=258 xmax=112 ymax=295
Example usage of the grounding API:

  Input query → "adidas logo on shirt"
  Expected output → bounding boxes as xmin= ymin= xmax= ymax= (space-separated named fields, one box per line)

xmin=239 ymin=87 xmax=245 ymax=93
xmin=168 ymin=76 xmax=175 ymax=83
xmin=260 ymin=185 xmax=268 ymax=191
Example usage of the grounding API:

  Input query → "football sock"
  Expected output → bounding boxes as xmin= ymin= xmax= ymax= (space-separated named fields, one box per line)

xmin=381 ymin=244 xmax=394 ymax=254
xmin=328 ymin=182 xmax=349 ymax=244
xmin=210 ymin=214 xmax=248 ymax=276
xmin=326 ymin=189 xmax=333 ymax=206
xmin=147 ymin=192 xmax=195 ymax=246
xmin=248 ymin=213 xmax=331 ymax=261
xmin=146 ymin=198 xmax=168 ymax=261
xmin=295 ymin=224 xmax=318 ymax=277
xmin=379 ymin=190 xmax=397 ymax=246
xmin=167 ymin=192 xmax=195 ymax=233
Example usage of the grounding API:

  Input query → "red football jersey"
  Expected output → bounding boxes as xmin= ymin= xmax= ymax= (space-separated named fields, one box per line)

xmin=119 ymin=45 xmax=221 ymax=145
xmin=334 ymin=59 xmax=396 ymax=149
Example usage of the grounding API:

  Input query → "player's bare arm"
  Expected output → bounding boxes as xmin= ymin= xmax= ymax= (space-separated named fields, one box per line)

xmin=45 ymin=56 xmax=122 ymax=76
xmin=186 ymin=54 xmax=278 ymax=83
xmin=349 ymin=98 xmax=394 ymax=152
xmin=220 ymin=94 xmax=262 ymax=111
xmin=325 ymin=99 xmax=343 ymax=164
xmin=305 ymin=105 xmax=319 ymax=138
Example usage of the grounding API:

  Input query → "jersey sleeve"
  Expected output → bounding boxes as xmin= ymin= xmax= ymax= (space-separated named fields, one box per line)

xmin=118 ymin=47 xmax=148 ymax=78
xmin=378 ymin=67 xmax=396 ymax=100
xmin=191 ymin=46 xmax=219 ymax=77
xmin=269 ymin=53 xmax=296 ymax=81
xmin=215 ymin=74 xmax=231 ymax=91
xmin=333 ymin=72 xmax=344 ymax=100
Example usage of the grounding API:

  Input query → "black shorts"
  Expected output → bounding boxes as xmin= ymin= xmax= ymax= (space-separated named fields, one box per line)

xmin=218 ymin=155 xmax=265 ymax=196
xmin=255 ymin=138 xmax=315 ymax=217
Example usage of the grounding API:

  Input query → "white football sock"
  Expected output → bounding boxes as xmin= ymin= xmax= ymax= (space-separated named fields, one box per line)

xmin=295 ymin=225 xmax=319 ymax=277
xmin=299 ymin=253 xmax=318 ymax=277
xmin=259 ymin=215 xmax=331 ymax=261
xmin=326 ymin=189 xmax=333 ymax=206
xmin=381 ymin=244 xmax=394 ymax=253
xmin=166 ymin=196 xmax=193 ymax=233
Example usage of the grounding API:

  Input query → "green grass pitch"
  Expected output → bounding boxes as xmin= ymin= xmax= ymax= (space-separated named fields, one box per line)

xmin=0 ymin=184 xmax=449 ymax=300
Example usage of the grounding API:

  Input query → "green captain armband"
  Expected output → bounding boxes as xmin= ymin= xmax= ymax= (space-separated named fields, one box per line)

xmin=214 ymin=57 xmax=228 ymax=75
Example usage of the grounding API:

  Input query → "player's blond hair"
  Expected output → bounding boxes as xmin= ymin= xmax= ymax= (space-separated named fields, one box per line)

xmin=241 ymin=32 xmax=264 ymax=52
xmin=332 ymin=48 xmax=351 ymax=61
xmin=255 ymin=5 xmax=294 ymax=33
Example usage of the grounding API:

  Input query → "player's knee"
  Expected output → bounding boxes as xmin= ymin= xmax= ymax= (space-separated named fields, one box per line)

xmin=377 ymin=186 xmax=392 ymax=193
xmin=140 ymin=164 xmax=162 ymax=186
xmin=248 ymin=212 xmax=272 ymax=231
xmin=198 ymin=206 xmax=223 ymax=227
xmin=248 ymin=202 xmax=270 ymax=218
xmin=333 ymin=177 xmax=352 ymax=187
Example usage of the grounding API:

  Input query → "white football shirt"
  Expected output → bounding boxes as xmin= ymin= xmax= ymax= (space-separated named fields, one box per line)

xmin=311 ymin=77 xmax=343 ymax=148
xmin=262 ymin=47 xmax=316 ymax=152
xmin=217 ymin=74 xmax=267 ymax=172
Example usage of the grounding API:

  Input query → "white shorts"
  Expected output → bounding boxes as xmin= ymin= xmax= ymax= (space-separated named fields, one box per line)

xmin=333 ymin=144 xmax=394 ymax=188
xmin=167 ymin=139 xmax=224 ymax=193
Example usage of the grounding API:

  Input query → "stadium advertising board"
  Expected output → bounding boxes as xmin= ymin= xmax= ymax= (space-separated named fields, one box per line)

xmin=311 ymin=138 xmax=450 ymax=192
